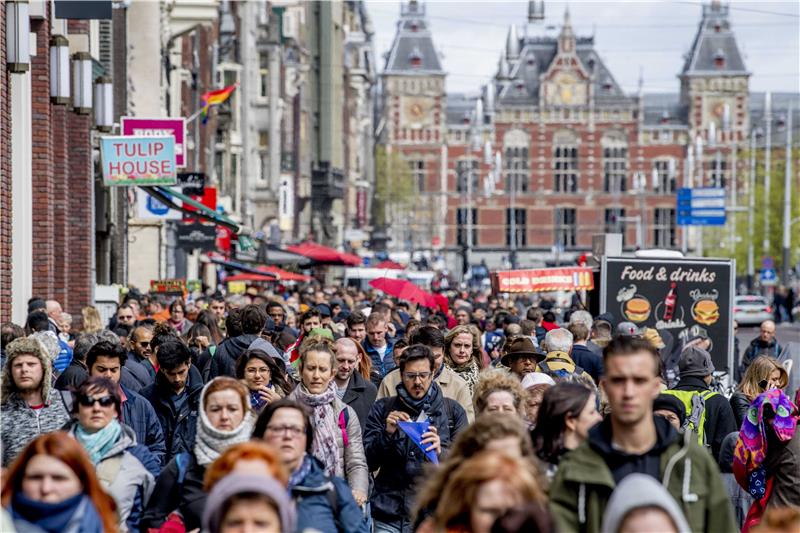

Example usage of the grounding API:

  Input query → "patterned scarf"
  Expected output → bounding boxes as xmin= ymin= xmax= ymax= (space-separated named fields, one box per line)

xmin=290 ymin=381 xmax=342 ymax=478
xmin=396 ymin=380 xmax=441 ymax=415
xmin=450 ymin=359 xmax=480 ymax=395
xmin=288 ymin=454 xmax=314 ymax=490
xmin=194 ymin=398 xmax=256 ymax=466
xmin=74 ymin=419 xmax=122 ymax=465
xmin=733 ymin=389 xmax=797 ymax=531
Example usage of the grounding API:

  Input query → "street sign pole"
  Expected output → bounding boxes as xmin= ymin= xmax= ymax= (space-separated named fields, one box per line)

xmin=782 ymin=107 xmax=792 ymax=285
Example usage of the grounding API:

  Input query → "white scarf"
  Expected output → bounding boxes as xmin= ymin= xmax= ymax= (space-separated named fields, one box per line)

xmin=194 ymin=393 xmax=256 ymax=466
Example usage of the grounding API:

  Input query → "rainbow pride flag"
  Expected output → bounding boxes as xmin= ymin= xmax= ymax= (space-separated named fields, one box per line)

xmin=200 ymin=83 xmax=238 ymax=124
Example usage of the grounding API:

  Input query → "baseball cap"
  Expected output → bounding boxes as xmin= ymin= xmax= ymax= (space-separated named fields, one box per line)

xmin=616 ymin=321 xmax=643 ymax=337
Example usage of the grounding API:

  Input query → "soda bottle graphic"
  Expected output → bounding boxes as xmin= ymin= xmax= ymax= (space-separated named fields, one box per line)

xmin=663 ymin=282 xmax=677 ymax=321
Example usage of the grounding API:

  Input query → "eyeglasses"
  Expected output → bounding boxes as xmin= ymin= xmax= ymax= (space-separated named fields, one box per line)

xmin=78 ymin=395 xmax=115 ymax=408
xmin=118 ymin=315 xmax=134 ymax=320
xmin=403 ymin=371 xmax=432 ymax=381
xmin=245 ymin=367 xmax=271 ymax=376
xmin=137 ymin=341 xmax=150 ymax=348
xmin=265 ymin=425 xmax=304 ymax=437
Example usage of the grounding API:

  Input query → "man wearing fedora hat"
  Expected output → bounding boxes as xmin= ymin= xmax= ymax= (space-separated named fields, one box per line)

xmin=501 ymin=336 xmax=545 ymax=380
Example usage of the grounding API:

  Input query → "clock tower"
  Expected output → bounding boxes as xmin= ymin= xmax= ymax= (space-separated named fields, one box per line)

xmin=540 ymin=10 xmax=590 ymax=107
xmin=380 ymin=0 xmax=446 ymax=145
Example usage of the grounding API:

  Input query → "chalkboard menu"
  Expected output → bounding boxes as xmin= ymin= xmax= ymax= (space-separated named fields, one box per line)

xmin=601 ymin=257 xmax=735 ymax=373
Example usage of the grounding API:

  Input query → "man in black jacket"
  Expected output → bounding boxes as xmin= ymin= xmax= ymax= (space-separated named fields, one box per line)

xmin=54 ymin=333 xmax=98 ymax=391
xmin=739 ymin=320 xmax=782 ymax=379
xmin=140 ymin=339 xmax=202 ymax=462
xmin=204 ymin=304 xmax=267 ymax=379
xmin=668 ymin=346 xmax=737 ymax=461
xmin=86 ymin=340 xmax=166 ymax=465
xmin=334 ymin=337 xmax=377 ymax=430
xmin=364 ymin=344 xmax=468 ymax=533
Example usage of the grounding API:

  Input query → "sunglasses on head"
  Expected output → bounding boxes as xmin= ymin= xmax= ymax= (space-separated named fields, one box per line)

xmin=78 ymin=395 xmax=115 ymax=408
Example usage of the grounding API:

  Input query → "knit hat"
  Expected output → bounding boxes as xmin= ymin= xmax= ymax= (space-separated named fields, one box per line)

xmin=678 ymin=346 xmax=715 ymax=377
xmin=520 ymin=372 xmax=556 ymax=390
xmin=202 ymin=473 xmax=296 ymax=533
xmin=2 ymin=337 xmax=53 ymax=404
xmin=653 ymin=393 xmax=686 ymax=426
xmin=307 ymin=327 xmax=334 ymax=341
xmin=601 ymin=473 xmax=691 ymax=533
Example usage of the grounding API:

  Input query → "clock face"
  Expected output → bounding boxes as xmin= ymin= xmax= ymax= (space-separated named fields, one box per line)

xmin=402 ymin=97 xmax=431 ymax=127
xmin=544 ymin=72 xmax=586 ymax=106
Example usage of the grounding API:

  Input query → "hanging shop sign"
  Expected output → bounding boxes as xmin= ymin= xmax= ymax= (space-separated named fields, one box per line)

xmin=100 ymin=136 xmax=177 ymax=186
xmin=150 ymin=279 xmax=186 ymax=296
xmin=176 ymin=222 xmax=217 ymax=251
xmin=121 ymin=117 xmax=187 ymax=167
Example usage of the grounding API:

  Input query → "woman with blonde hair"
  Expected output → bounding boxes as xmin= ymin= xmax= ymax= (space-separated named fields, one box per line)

xmin=472 ymin=369 xmax=526 ymax=417
xmin=730 ymin=355 xmax=789 ymax=427
xmin=288 ymin=335 xmax=369 ymax=506
xmin=81 ymin=306 xmax=104 ymax=334
xmin=444 ymin=325 xmax=484 ymax=395
xmin=429 ymin=450 xmax=548 ymax=533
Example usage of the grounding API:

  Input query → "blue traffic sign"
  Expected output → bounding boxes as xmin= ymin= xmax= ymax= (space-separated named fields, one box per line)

xmin=676 ymin=187 xmax=726 ymax=226
xmin=760 ymin=268 xmax=777 ymax=284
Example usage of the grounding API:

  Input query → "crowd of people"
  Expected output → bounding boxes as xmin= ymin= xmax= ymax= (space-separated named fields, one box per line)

xmin=0 ymin=287 xmax=797 ymax=533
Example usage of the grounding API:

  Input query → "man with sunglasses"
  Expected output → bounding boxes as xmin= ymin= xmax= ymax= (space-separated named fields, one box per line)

xmin=86 ymin=340 xmax=166 ymax=466
xmin=129 ymin=325 xmax=157 ymax=381
xmin=364 ymin=344 xmax=468 ymax=533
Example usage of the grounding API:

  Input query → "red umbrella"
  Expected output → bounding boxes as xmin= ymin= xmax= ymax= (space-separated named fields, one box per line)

xmin=256 ymin=266 xmax=312 ymax=282
xmin=286 ymin=241 xmax=361 ymax=266
xmin=369 ymin=277 xmax=438 ymax=309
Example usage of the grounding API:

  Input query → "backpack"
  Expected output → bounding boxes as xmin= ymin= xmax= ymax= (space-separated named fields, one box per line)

xmin=661 ymin=389 xmax=718 ymax=447
xmin=538 ymin=356 xmax=585 ymax=382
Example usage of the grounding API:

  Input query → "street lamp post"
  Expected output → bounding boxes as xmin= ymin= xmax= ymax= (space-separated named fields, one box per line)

xmin=763 ymin=92 xmax=772 ymax=254
xmin=782 ymin=107 xmax=793 ymax=285
xmin=747 ymin=129 xmax=760 ymax=290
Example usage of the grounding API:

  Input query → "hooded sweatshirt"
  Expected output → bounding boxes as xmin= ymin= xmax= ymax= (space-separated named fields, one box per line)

xmin=601 ymin=473 xmax=691 ymax=533
xmin=1 ymin=337 xmax=71 ymax=466
xmin=549 ymin=416 xmax=736 ymax=533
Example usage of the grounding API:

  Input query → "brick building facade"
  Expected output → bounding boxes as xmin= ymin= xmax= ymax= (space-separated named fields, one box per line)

xmin=1 ymin=4 xmax=100 ymax=324
xmin=380 ymin=1 xmax=755 ymax=272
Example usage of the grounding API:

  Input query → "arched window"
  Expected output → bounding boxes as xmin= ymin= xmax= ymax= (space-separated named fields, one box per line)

xmin=504 ymin=129 xmax=529 ymax=193
xmin=602 ymin=131 xmax=628 ymax=193
xmin=553 ymin=129 xmax=579 ymax=193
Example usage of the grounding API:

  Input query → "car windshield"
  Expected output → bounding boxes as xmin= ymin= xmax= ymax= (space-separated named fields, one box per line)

xmin=735 ymin=296 xmax=768 ymax=305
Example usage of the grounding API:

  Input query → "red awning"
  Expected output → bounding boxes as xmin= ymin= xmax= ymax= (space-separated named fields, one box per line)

xmin=492 ymin=267 xmax=595 ymax=293
xmin=375 ymin=259 xmax=404 ymax=270
xmin=257 ymin=265 xmax=312 ymax=282
xmin=286 ymin=241 xmax=362 ymax=266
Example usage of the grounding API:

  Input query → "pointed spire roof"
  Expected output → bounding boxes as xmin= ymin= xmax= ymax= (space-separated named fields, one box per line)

xmin=383 ymin=1 xmax=444 ymax=75
xmin=497 ymin=52 xmax=510 ymax=79
xmin=558 ymin=7 xmax=576 ymax=53
xmin=506 ymin=25 xmax=520 ymax=59
xmin=682 ymin=1 xmax=748 ymax=76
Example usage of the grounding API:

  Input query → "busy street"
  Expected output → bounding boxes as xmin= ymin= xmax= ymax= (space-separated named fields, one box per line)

xmin=1 ymin=1 xmax=800 ymax=532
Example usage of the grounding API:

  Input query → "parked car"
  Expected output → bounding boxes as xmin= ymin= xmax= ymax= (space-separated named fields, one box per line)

xmin=733 ymin=295 xmax=773 ymax=326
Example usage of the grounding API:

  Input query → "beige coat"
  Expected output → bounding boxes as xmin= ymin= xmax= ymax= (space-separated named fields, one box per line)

xmin=377 ymin=365 xmax=475 ymax=422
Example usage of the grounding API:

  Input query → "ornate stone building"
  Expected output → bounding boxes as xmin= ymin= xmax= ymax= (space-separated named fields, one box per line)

xmin=379 ymin=0 xmax=760 ymax=271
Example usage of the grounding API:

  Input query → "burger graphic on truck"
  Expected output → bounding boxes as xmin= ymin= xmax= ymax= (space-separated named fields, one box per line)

xmin=691 ymin=299 xmax=720 ymax=326
xmin=624 ymin=297 xmax=652 ymax=323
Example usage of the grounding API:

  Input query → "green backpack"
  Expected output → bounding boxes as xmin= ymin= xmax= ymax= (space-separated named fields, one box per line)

xmin=661 ymin=389 xmax=718 ymax=447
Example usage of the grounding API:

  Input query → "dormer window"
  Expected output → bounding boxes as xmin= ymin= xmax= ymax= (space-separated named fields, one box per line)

xmin=409 ymin=46 xmax=423 ymax=68
xmin=602 ymin=78 xmax=613 ymax=92
xmin=526 ymin=53 xmax=536 ymax=66
xmin=660 ymin=111 xmax=670 ymax=124
xmin=462 ymin=113 xmax=471 ymax=125
xmin=410 ymin=22 xmax=418 ymax=32
xmin=713 ymin=22 xmax=722 ymax=32
xmin=515 ymin=81 xmax=525 ymax=91
xmin=713 ymin=48 xmax=725 ymax=68
xmin=587 ymin=58 xmax=596 ymax=72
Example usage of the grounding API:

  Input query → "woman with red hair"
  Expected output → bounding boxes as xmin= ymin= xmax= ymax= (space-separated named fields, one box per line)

xmin=1 ymin=431 xmax=118 ymax=532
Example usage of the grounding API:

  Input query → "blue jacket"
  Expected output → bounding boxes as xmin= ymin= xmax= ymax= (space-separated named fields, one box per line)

xmin=291 ymin=456 xmax=369 ymax=533
xmin=570 ymin=344 xmax=604 ymax=383
xmin=362 ymin=338 xmax=395 ymax=378
xmin=121 ymin=385 xmax=166 ymax=466
xmin=122 ymin=356 xmax=153 ymax=392
xmin=140 ymin=365 xmax=203 ymax=463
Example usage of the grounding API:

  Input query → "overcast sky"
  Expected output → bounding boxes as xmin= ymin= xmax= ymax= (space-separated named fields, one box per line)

xmin=364 ymin=1 xmax=800 ymax=96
